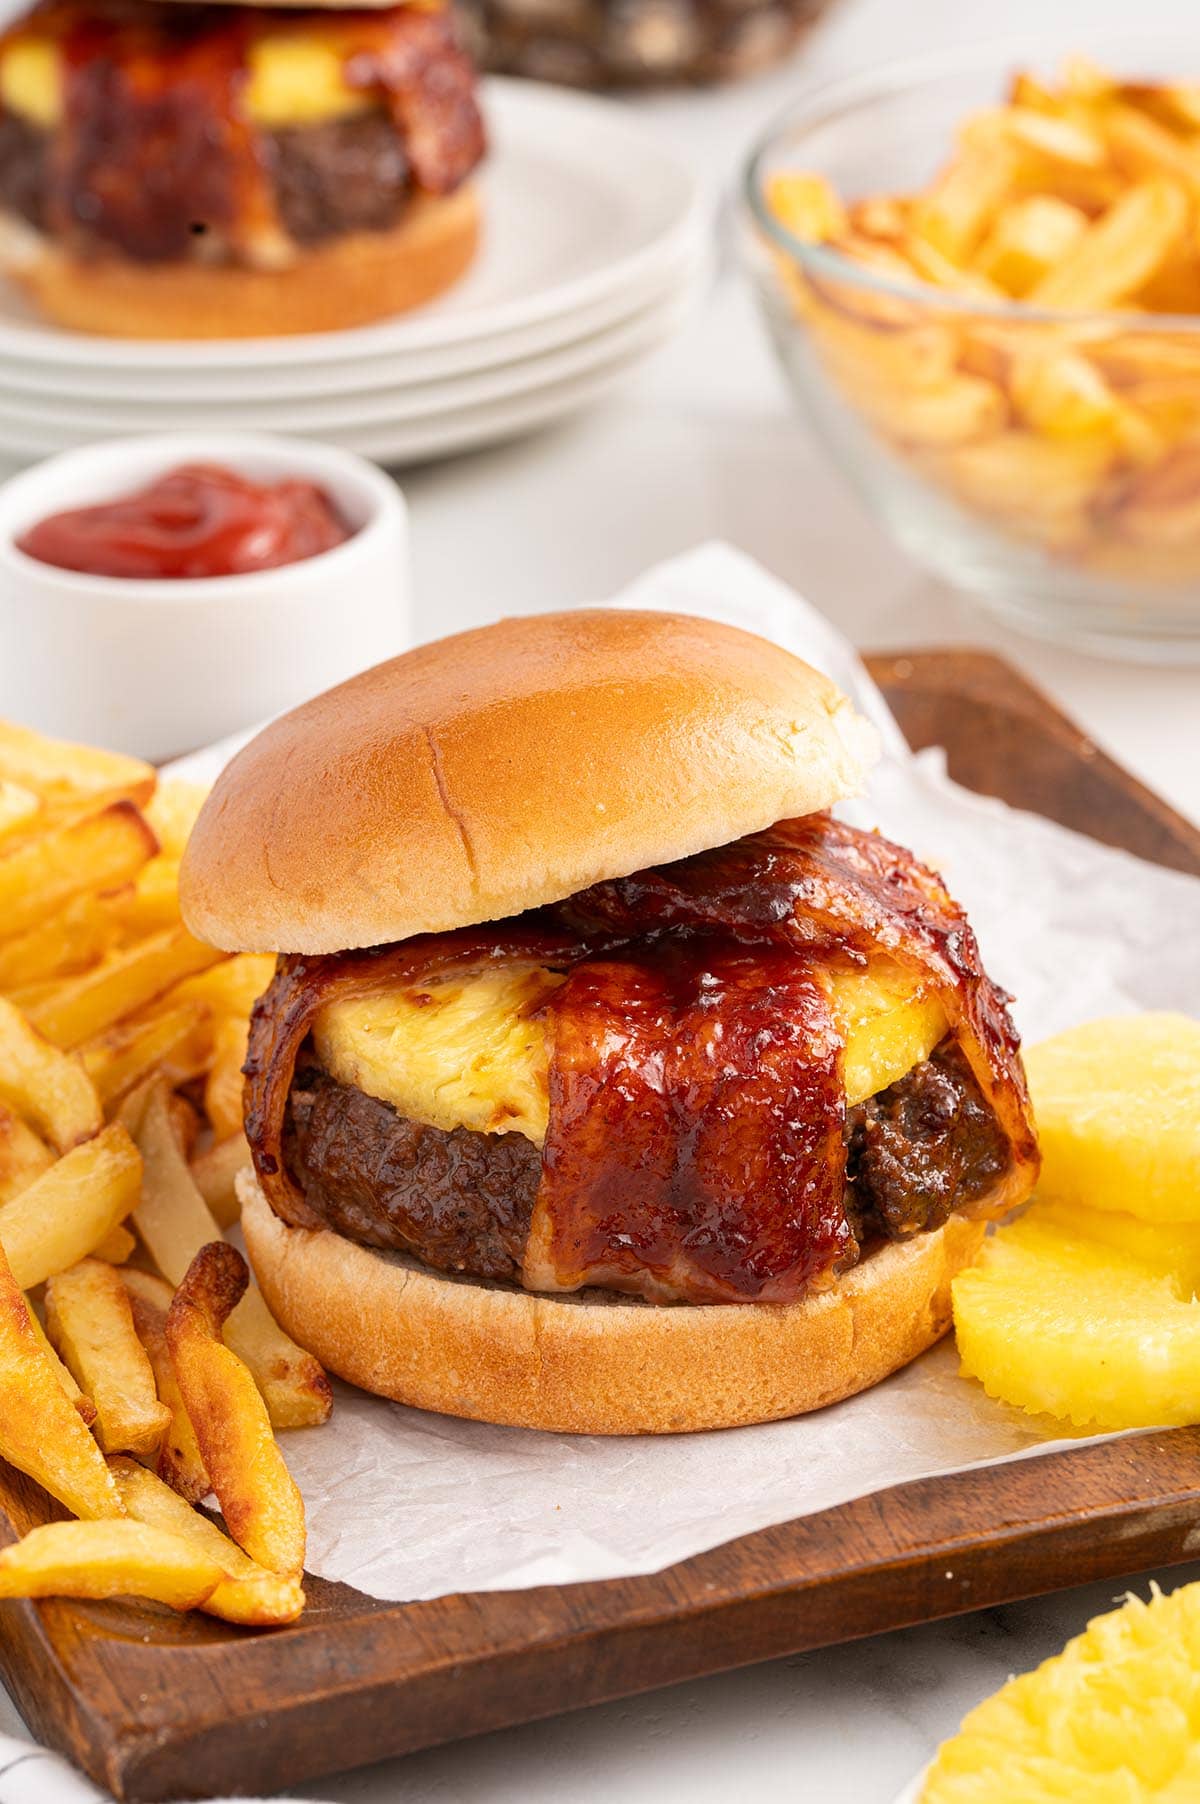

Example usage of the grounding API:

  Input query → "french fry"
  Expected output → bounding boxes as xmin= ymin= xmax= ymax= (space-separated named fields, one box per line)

xmin=0 ymin=1520 xmax=221 ymax=1610
xmin=82 ymin=1001 xmax=210 ymax=1110
xmin=169 ymin=953 xmax=275 ymax=1022
xmin=167 ymin=1092 xmax=201 ymax=1161
xmin=45 ymin=1259 xmax=171 ymax=1457
xmin=133 ymin=1086 xmax=331 ymax=1427
xmin=1102 ymin=103 xmax=1200 ymax=189
xmin=0 ymin=997 xmax=102 ymax=1150
xmin=766 ymin=170 xmax=845 ymax=242
xmin=92 ymin=1223 xmax=136 ymax=1265
xmin=846 ymin=368 xmax=1008 ymax=447
xmin=166 ymin=1243 xmax=305 ymax=1577
xmin=0 ymin=890 xmax=127 ymax=993
xmin=0 ymin=782 xmax=39 ymax=842
xmin=1029 ymin=178 xmax=1189 ymax=310
xmin=120 ymin=856 xmax=184 ymax=937
xmin=0 ymin=1242 xmax=119 ymax=1518
xmin=807 ymin=306 xmax=960 ymax=395
xmin=143 ymin=781 xmax=208 ymax=861
xmin=189 ymin=1134 xmax=250 ymax=1229
xmin=123 ymin=1270 xmax=211 ymax=1504
xmin=974 ymin=195 xmax=1089 ymax=295
xmin=997 ymin=104 xmax=1108 ymax=172
xmin=0 ymin=722 xmax=154 ymax=811
xmin=0 ymin=1105 xmax=53 ymax=1205
xmin=0 ymin=801 xmax=156 ymax=942
xmin=204 ymin=1015 xmax=249 ymax=1143
xmin=110 ymin=1459 xmax=304 ymax=1626
xmin=25 ymin=1301 xmax=95 ymax=1424
xmin=911 ymin=139 xmax=1021 ymax=262
xmin=1009 ymin=347 xmax=1122 ymax=438
xmin=0 ymin=1123 xmax=141 ymax=1289
xmin=27 ymin=925 xmax=223 ymax=1050
xmin=1109 ymin=444 xmax=1200 ymax=544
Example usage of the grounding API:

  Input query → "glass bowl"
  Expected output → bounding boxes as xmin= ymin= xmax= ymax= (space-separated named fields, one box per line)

xmin=741 ymin=34 xmax=1200 ymax=660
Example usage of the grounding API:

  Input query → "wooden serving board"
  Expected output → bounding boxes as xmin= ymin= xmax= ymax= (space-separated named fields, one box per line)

xmin=2 ymin=648 xmax=1199 ymax=1802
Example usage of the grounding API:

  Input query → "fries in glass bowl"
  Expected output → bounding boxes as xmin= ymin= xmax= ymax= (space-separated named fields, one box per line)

xmin=742 ymin=37 xmax=1200 ymax=657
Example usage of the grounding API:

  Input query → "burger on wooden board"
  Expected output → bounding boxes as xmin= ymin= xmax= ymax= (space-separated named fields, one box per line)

xmin=0 ymin=0 xmax=485 ymax=336
xmin=180 ymin=612 xmax=1039 ymax=1434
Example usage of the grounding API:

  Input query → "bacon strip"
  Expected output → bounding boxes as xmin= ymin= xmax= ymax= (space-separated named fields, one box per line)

xmin=244 ymin=815 xmax=1038 ymax=1304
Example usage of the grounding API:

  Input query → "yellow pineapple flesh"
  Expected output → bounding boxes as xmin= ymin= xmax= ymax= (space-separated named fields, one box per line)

xmin=921 ymin=1582 xmax=1200 ymax=1802
xmin=1024 ymin=1013 xmax=1200 ymax=1222
xmin=952 ymin=1206 xmax=1200 ymax=1429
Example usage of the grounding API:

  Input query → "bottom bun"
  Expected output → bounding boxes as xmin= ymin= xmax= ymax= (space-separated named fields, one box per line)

xmin=5 ymin=188 xmax=480 ymax=339
xmin=241 ymin=1174 xmax=989 ymax=1435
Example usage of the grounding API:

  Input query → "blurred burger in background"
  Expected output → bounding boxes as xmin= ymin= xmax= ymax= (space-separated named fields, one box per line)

xmin=0 ymin=0 xmax=486 ymax=336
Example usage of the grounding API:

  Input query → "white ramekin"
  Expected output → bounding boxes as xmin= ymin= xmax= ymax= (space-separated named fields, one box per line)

xmin=0 ymin=432 xmax=410 ymax=761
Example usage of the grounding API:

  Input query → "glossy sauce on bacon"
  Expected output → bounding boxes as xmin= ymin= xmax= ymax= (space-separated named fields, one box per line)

xmin=245 ymin=816 xmax=1038 ymax=1307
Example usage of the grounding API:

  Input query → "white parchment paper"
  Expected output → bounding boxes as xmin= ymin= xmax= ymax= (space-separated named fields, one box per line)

xmin=171 ymin=543 xmax=1200 ymax=1603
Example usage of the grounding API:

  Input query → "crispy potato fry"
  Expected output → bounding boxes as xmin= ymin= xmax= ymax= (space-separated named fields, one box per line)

xmin=0 ymin=891 xmax=127 ymax=993
xmin=0 ymin=1519 xmax=221 ymax=1610
xmin=1110 ymin=445 xmax=1200 ymax=543
xmin=25 ymin=1300 xmax=95 ymax=1424
xmin=120 ymin=856 xmax=183 ymax=937
xmin=189 ymin=1134 xmax=250 ymax=1230
xmin=1030 ymin=178 xmax=1189 ymax=310
xmin=123 ymin=1270 xmax=211 ymax=1504
xmin=45 ymin=1259 xmax=171 ymax=1457
xmin=848 ymin=194 xmax=909 ymax=241
xmin=92 ymin=1223 xmax=136 ymax=1265
xmin=166 ymin=1243 xmax=305 ymax=1577
xmin=143 ymin=781 xmax=208 ymax=861
xmin=204 ymin=1016 xmax=249 ymax=1143
xmin=846 ymin=367 xmax=1008 ymax=447
xmin=0 ymin=723 xmax=154 ymax=812
xmin=0 ymin=1104 xmax=53 ymax=1205
xmin=82 ymin=1001 xmax=210 ymax=1111
xmin=766 ymin=170 xmax=845 ymax=242
xmin=0 ymin=1242 xmax=118 ymax=1518
xmin=0 ymin=997 xmax=102 ymax=1151
xmin=27 ymin=926 xmax=222 ymax=1050
xmin=1102 ymin=102 xmax=1200 ymax=189
xmin=0 ymin=801 xmax=156 ymax=942
xmin=167 ymin=1092 xmax=201 ymax=1161
xmin=911 ymin=139 xmax=1021 ymax=263
xmin=0 ymin=782 xmax=39 ymax=842
xmin=1009 ymin=347 xmax=1121 ymax=437
xmin=133 ymin=1086 xmax=330 ymax=1428
xmin=0 ymin=1123 xmax=141 ymax=1289
xmin=110 ymin=1458 xmax=304 ymax=1625
xmin=808 ymin=306 xmax=960 ymax=393
xmin=974 ymin=195 xmax=1089 ymax=295
xmin=998 ymin=104 xmax=1108 ymax=172
xmin=170 ymin=953 xmax=275 ymax=1022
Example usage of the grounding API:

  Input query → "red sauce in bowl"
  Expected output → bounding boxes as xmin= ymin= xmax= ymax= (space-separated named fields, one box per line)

xmin=16 ymin=462 xmax=352 ymax=580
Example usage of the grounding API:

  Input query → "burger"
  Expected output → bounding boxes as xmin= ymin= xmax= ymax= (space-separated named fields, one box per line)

xmin=0 ymin=0 xmax=485 ymax=337
xmin=180 ymin=611 xmax=1039 ymax=1435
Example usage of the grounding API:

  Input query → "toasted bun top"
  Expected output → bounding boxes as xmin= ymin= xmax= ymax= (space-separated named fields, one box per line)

xmin=180 ymin=609 xmax=878 ymax=954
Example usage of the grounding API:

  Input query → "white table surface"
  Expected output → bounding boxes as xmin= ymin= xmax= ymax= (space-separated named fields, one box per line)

xmin=11 ymin=0 xmax=1200 ymax=1796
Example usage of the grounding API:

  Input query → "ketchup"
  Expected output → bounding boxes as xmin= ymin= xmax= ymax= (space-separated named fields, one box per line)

xmin=17 ymin=463 xmax=352 ymax=580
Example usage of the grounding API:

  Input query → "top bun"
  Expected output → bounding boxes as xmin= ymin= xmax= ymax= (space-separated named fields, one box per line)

xmin=179 ymin=610 xmax=878 ymax=955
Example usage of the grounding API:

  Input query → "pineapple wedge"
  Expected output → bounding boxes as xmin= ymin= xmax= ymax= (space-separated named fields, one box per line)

xmin=921 ymin=1582 xmax=1200 ymax=1802
xmin=953 ymin=1207 xmax=1200 ymax=1429
xmin=1024 ymin=1012 xmax=1200 ymax=1222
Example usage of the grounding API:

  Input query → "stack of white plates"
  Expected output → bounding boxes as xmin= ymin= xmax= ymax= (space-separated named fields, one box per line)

xmin=0 ymin=78 xmax=707 ymax=467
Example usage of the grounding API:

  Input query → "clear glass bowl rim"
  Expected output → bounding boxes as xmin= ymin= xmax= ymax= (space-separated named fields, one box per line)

xmin=742 ymin=28 xmax=1200 ymax=333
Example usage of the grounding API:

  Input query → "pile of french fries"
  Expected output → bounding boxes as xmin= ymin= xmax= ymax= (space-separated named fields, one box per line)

xmin=766 ymin=58 xmax=1200 ymax=582
xmin=0 ymin=721 xmax=329 ymax=1627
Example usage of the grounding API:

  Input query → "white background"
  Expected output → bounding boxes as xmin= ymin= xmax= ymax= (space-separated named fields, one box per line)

xmin=5 ymin=0 xmax=1200 ymax=1796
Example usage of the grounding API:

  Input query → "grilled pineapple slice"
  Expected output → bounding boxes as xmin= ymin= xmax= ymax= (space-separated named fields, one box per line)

xmin=1024 ymin=1013 xmax=1200 ymax=1222
xmin=921 ymin=1582 xmax=1200 ymax=1802
xmin=953 ymin=1205 xmax=1200 ymax=1430
xmin=314 ymin=957 xmax=949 ymax=1144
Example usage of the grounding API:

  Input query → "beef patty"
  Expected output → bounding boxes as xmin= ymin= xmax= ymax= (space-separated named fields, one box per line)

xmin=0 ymin=108 xmax=412 ymax=252
xmin=282 ymin=1038 xmax=1011 ymax=1289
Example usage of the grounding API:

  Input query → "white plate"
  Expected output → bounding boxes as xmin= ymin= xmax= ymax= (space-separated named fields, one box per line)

xmin=0 ymin=241 xmax=701 ymax=401
xmin=0 ymin=264 xmax=704 ymax=436
xmin=0 ymin=78 xmax=703 ymax=376
xmin=0 ymin=318 xmax=672 ymax=466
